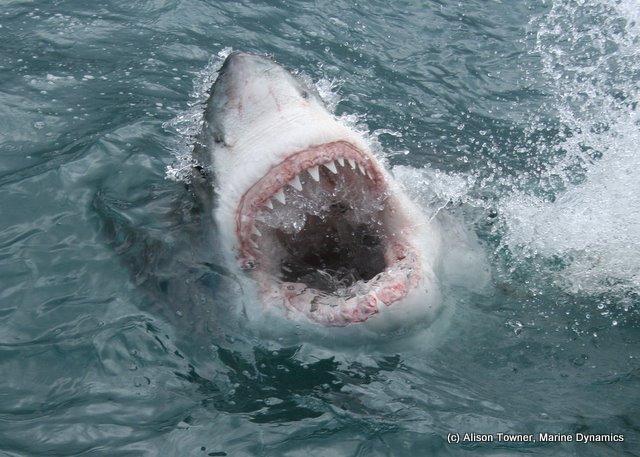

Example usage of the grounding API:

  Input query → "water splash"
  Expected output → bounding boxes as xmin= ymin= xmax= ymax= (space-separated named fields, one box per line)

xmin=393 ymin=165 xmax=473 ymax=220
xmin=496 ymin=0 xmax=640 ymax=296
xmin=164 ymin=47 xmax=232 ymax=182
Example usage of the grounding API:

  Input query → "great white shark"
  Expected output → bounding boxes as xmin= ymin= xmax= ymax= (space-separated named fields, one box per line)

xmin=196 ymin=52 xmax=442 ymax=328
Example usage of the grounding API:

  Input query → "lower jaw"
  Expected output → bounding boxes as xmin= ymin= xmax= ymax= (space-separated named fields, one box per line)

xmin=255 ymin=250 xmax=422 ymax=326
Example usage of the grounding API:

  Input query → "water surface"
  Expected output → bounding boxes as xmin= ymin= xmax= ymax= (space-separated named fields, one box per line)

xmin=0 ymin=0 xmax=639 ymax=455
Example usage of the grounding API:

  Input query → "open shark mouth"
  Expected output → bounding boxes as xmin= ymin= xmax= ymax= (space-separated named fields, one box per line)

xmin=236 ymin=141 xmax=422 ymax=326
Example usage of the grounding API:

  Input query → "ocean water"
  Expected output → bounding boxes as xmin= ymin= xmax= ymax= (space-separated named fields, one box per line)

xmin=1 ymin=0 xmax=639 ymax=455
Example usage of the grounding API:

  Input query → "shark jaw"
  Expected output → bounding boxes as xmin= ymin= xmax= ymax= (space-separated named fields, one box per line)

xmin=236 ymin=141 xmax=423 ymax=326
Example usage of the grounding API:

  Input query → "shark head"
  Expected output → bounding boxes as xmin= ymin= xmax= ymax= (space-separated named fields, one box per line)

xmin=201 ymin=52 xmax=441 ymax=327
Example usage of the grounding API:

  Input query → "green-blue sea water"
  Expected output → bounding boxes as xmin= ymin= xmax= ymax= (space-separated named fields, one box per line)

xmin=1 ymin=0 xmax=639 ymax=455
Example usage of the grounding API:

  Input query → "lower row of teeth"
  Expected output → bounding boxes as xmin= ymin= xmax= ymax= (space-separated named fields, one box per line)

xmin=264 ymin=157 xmax=372 ymax=209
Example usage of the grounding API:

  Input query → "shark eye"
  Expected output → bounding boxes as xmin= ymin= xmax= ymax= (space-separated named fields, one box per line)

xmin=300 ymin=90 xmax=309 ymax=100
xmin=213 ymin=133 xmax=224 ymax=144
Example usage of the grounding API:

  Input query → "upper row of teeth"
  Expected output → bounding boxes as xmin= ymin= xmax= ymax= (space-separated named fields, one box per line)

xmin=247 ymin=158 xmax=371 ymax=249
xmin=264 ymin=157 xmax=372 ymax=208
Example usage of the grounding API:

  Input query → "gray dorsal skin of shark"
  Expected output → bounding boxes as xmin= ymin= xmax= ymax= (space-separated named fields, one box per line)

xmin=198 ymin=51 xmax=442 ymax=329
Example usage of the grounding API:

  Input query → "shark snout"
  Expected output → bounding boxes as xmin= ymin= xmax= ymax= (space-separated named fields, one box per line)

xmin=218 ymin=51 xmax=278 ymax=82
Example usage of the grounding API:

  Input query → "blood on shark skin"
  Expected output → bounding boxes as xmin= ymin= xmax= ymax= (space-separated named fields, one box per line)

xmin=195 ymin=52 xmax=442 ymax=328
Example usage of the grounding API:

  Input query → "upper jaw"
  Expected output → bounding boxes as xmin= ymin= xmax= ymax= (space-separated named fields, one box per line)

xmin=235 ymin=141 xmax=383 ymax=269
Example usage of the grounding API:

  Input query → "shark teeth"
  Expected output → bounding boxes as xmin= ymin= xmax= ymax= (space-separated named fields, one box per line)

xmin=289 ymin=174 xmax=303 ymax=191
xmin=259 ymin=156 xmax=375 ymax=214
xmin=252 ymin=226 xmax=262 ymax=237
xmin=274 ymin=189 xmax=286 ymax=204
xmin=308 ymin=165 xmax=320 ymax=182
xmin=324 ymin=161 xmax=338 ymax=174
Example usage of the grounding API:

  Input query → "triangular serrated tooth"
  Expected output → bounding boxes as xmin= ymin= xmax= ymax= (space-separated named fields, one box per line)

xmin=324 ymin=161 xmax=338 ymax=174
xmin=265 ymin=199 xmax=273 ymax=209
xmin=252 ymin=226 xmax=262 ymax=237
xmin=274 ymin=189 xmax=286 ymax=204
xmin=250 ymin=239 xmax=259 ymax=249
xmin=347 ymin=158 xmax=356 ymax=169
xmin=357 ymin=163 xmax=366 ymax=175
xmin=308 ymin=165 xmax=320 ymax=182
xmin=289 ymin=174 xmax=302 ymax=191
xmin=336 ymin=157 xmax=345 ymax=167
